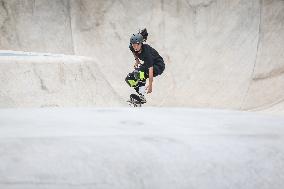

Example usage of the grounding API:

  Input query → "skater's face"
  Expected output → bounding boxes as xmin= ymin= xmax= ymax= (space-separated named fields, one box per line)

xmin=132 ymin=43 xmax=142 ymax=52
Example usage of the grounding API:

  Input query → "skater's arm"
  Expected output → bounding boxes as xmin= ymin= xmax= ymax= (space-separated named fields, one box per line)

xmin=144 ymin=47 xmax=154 ymax=93
xmin=147 ymin=67 xmax=154 ymax=93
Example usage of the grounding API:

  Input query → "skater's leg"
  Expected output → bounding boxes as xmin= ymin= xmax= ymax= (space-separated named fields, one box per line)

xmin=126 ymin=65 xmax=163 ymax=104
xmin=125 ymin=72 xmax=146 ymax=103
xmin=125 ymin=68 xmax=147 ymax=87
xmin=134 ymin=80 xmax=146 ymax=95
xmin=134 ymin=67 xmax=147 ymax=95
xmin=125 ymin=72 xmax=138 ymax=87
xmin=126 ymin=68 xmax=147 ymax=88
xmin=126 ymin=65 xmax=164 ymax=89
xmin=153 ymin=64 xmax=165 ymax=77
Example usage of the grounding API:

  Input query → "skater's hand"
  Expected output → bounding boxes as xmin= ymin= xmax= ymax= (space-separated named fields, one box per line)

xmin=134 ymin=62 xmax=139 ymax=69
xmin=146 ymin=85 xmax=152 ymax=94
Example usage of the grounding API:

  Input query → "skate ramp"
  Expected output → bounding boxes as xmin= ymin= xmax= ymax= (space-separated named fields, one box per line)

xmin=0 ymin=51 xmax=123 ymax=107
xmin=68 ymin=0 xmax=284 ymax=112
xmin=0 ymin=0 xmax=284 ymax=113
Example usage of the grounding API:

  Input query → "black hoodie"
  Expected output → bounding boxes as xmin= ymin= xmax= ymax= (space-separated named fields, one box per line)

xmin=129 ymin=44 xmax=165 ymax=70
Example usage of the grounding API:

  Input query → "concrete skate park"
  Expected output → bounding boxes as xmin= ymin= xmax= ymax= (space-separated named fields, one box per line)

xmin=0 ymin=0 xmax=284 ymax=188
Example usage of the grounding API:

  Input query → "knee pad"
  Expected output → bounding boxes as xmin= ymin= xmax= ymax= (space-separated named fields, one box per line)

xmin=134 ymin=70 xmax=146 ymax=80
xmin=125 ymin=73 xmax=138 ymax=87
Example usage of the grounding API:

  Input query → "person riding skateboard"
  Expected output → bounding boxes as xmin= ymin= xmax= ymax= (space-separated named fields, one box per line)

xmin=125 ymin=29 xmax=165 ymax=103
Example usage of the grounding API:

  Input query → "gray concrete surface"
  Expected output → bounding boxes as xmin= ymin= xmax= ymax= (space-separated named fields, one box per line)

xmin=0 ymin=107 xmax=284 ymax=189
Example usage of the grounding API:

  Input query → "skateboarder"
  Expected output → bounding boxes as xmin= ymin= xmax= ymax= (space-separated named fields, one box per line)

xmin=125 ymin=28 xmax=165 ymax=104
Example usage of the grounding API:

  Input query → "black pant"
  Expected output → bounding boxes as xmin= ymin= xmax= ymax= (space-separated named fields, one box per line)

xmin=125 ymin=64 xmax=165 ymax=94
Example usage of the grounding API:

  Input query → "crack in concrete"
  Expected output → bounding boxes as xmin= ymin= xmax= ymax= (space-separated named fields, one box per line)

xmin=243 ymin=96 xmax=284 ymax=112
xmin=241 ymin=0 xmax=263 ymax=110
xmin=0 ymin=0 xmax=8 ymax=18
xmin=85 ymin=64 xmax=99 ymax=104
xmin=5 ymin=0 xmax=22 ymax=49
xmin=32 ymin=0 xmax=35 ymax=15
xmin=0 ymin=0 xmax=9 ymax=31
xmin=77 ymin=0 xmax=115 ymax=32
xmin=185 ymin=0 xmax=215 ymax=9
xmin=160 ymin=0 xmax=166 ymax=49
xmin=58 ymin=63 xmax=66 ymax=85
xmin=251 ymin=1 xmax=262 ymax=80
xmin=85 ymin=64 xmax=124 ymax=103
xmin=185 ymin=0 xmax=215 ymax=36
xmin=253 ymin=67 xmax=284 ymax=81
xmin=67 ymin=0 xmax=75 ymax=54
xmin=80 ymin=64 xmax=95 ymax=103
xmin=32 ymin=64 xmax=49 ymax=92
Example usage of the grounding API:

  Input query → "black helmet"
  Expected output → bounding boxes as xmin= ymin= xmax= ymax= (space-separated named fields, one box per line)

xmin=130 ymin=33 xmax=143 ymax=44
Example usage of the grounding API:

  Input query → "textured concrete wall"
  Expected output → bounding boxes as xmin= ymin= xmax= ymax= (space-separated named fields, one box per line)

xmin=0 ymin=53 xmax=123 ymax=107
xmin=242 ymin=0 xmax=284 ymax=111
xmin=0 ymin=0 xmax=283 ymax=111
xmin=0 ymin=0 xmax=74 ymax=54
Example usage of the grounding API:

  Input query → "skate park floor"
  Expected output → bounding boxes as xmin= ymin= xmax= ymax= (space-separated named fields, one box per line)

xmin=0 ymin=107 xmax=283 ymax=189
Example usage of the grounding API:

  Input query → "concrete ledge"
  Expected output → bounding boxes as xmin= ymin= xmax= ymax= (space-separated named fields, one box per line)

xmin=0 ymin=51 xmax=123 ymax=108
